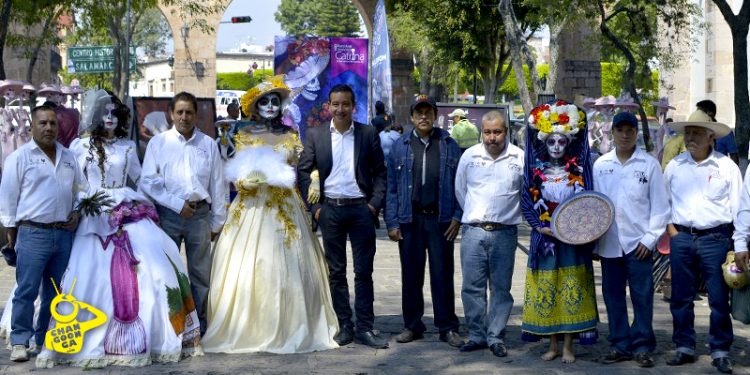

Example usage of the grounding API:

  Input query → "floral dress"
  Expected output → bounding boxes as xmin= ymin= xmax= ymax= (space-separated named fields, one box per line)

xmin=36 ymin=137 xmax=201 ymax=368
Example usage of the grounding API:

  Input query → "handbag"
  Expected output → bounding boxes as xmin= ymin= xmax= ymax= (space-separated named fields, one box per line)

xmin=1 ymin=244 xmax=16 ymax=267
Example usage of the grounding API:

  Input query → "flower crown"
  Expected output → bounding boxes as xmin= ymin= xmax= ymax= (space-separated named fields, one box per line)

xmin=240 ymin=75 xmax=290 ymax=116
xmin=528 ymin=101 xmax=586 ymax=141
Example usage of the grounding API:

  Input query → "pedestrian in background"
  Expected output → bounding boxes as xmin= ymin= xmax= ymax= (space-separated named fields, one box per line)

xmin=448 ymin=109 xmax=479 ymax=153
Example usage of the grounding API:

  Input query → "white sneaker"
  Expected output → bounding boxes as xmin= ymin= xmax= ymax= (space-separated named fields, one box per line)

xmin=26 ymin=345 xmax=40 ymax=356
xmin=10 ymin=344 xmax=28 ymax=362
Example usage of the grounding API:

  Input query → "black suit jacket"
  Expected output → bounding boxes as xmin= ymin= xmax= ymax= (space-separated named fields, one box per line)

xmin=298 ymin=122 xmax=387 ymax=216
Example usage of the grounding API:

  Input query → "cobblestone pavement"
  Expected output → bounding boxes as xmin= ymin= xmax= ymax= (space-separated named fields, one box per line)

xmin=0 ymin=224 xmax=748 ymax=374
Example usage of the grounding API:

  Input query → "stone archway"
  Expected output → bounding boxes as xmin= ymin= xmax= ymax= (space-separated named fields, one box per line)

xmin=156 ymin=0 xmax=415 ymax=123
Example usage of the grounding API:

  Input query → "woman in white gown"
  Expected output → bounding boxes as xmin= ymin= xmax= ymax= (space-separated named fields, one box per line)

xmin=201 ymin=77 xmax=338 ymax=354
xmin=36 ymin=90 xmax=201 ymax=368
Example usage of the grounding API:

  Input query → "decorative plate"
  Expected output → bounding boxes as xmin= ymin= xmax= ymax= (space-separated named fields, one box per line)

xmin=551 ymin=191 xmax=615 ymax=245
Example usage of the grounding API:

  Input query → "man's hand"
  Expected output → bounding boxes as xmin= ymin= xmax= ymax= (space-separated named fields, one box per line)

xmin=211 ymin=231 xmax=221 ymax=242
xmin=314 ymin=207 xmax=322 ymax=221
xmin=139 ymin=124 xmax=154 ymax=142
xmin=634 ymin=242 xmax=651 ymax=260
xmin=61 ymin=211 xmax=80 ymax=232
xmin=180 ymin=201 xmax=195 ymax=218
xmin=444 ymin=220 xmax=461 ymax=242
xmin=667 ymin=224 xmax=679 ymax=238
xmin=388 ymin=228 xmax=402 ymax=242
xmin=735 ymin=251 xmax=749 ymax=272
xmin=6 ymin=228 xmax=17 ymax=251
xmin=591 ymin=253 xmax=601 ymax=262
xmin=367 ymin=204 xmax=377 ymax=217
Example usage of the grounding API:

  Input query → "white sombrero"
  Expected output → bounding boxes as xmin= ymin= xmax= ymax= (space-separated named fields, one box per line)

xmin=669 ymin=110 xmax=731 ymax=138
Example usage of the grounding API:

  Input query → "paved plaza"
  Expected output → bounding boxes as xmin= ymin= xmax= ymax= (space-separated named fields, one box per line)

xmin=0 ymin=224 xmax=747 ymax=374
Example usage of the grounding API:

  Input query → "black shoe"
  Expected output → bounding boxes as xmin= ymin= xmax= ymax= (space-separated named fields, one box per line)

xmin=354 ymin=330 xmax=389 ymax=349
xmin=490 ymin=342 xmax=507 ymax=357
xmin=439 ymin=330 xmax=464 ymax=347
xmin=395 ymin=329 xmax=423 ymax=343
xmin=602 ymin=350 xmax=633 ymax=364
xmin=712 ymin=357 xmax=734 ymax=374
xmin=666 ymin=352 xmax=695 ymax=366
xmin=334 ymin=327 xmax=354 ymax=346
xmin=459 ymin=340 xmax=487 ymax=352
xmin=634 ymin=352 xmax=654 ymax=368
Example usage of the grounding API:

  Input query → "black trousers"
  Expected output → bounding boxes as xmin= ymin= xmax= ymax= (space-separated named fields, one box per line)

xmin=319 ymin=202 xmax=377 ymax=332
xmin=399 ymin=214 xmax=460 ymax=334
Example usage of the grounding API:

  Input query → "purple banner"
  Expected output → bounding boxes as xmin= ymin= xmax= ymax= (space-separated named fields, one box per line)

xmin=274 ymin=35 xmax=368 ymax=140
xmin=371 ymin=0 xmax=393 ymax=116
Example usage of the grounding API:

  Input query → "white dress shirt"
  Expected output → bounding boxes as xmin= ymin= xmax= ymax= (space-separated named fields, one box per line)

xmin=0 ymin=140 xmax=87 ymax=227
xmin=455 ymin=142 xmax=524 ymax=225
xmin=594 ymin=147 xmax=671 ymax=257
xmin=324 ymin=121 xmax=364 ymax=199
xmin=731 ymin=171 xmax=750 ymax=253
xmin=140 ymin=126 xmax=228 ymax=232
xmin=664 ymin=150 xmax=742 ymax=230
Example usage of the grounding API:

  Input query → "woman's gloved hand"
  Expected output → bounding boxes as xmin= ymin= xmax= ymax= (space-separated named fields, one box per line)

xmin=308 ymin=170 xmax=320 ymax=204
xmin=240 ymin=171 xmax=267 ymax=190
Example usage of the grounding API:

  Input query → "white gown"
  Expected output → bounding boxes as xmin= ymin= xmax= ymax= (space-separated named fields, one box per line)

xmin=201 ymin=132 xmax=338 ymax=354
xmin=36 ymin=137 xmax=202 ymax=368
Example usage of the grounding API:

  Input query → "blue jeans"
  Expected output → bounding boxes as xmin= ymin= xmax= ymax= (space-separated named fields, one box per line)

xmin=460 ymin=225 xmax=517 ymax=346
xmin=670 ymin=231 xmax=733 ymax=359
xmin=157 ymin=204 xmax=212 ymax=333
xmin=11 ymin=226 xmax=72 ymax=347
xmin=601 ymin=251 xmax=655 ymax=355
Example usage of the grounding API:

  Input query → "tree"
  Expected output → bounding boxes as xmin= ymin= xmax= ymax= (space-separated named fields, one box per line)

xmin=499 ymin=0 xmax=541 ymax=114
xmin=711 ymin=1 xmax=750 ymax=159
xmin=132 ymin=8 xmax=171 ymax=59
xmin=596 ymin=0 xmax=698 ymax=151
xmin=275 ymin=0 xmax=361 ymax=37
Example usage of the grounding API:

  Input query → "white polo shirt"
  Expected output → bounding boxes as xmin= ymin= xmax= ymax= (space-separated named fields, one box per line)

xmin=593 ymin=147 xmax=671 ymax=257
xmin=455 ymin=142 xmax=524 ymax=225
xmin=664 ymin=150 xmax=741 ymax=230
xmin=0 ymin=140 xmax=87 ymax=227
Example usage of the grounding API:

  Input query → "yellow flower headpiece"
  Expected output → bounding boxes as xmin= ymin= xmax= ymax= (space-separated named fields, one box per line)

xmin=240 ymin=75 xmax=290 ymax=117
xmin=527 ymin=100 xmax=586 ymax=141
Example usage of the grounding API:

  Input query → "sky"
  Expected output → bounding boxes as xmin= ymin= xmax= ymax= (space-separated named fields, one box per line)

xmin=216 ymin=0 xmax=284 ymax=52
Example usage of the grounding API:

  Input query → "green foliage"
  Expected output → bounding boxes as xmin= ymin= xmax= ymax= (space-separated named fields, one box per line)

xmin=497 ymin=64 xmax=549 ymax=98
xmin=275 ymin=0 xmax=361 ymax=37
xmin=216 ymin=69 xmax=274 ymax=91
xmin=59 ymin=67 xmax=114 ymax=91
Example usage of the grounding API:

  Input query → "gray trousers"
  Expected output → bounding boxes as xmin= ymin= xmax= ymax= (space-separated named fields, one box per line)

xmin=156 ymin=204 xmax=212 ymax=334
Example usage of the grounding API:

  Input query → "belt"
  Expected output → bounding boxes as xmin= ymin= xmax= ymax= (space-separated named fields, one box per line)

xmin=17 ymin=220 xmax=67 ymax=229
xmin=674 ymin=223 xmax=732 ymax=236
xmin=414 ymin=207 xmax=438 ymax=215
xmin=468 ymin=222 xmax=512 ymax=231
xmin=188 ymin=200 xmax=209 ymax=209
xmin=324 ymin=197 xmax=367 ymax=206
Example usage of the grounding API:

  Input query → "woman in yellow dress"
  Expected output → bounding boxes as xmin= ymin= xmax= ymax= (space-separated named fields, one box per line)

xmin=201 ymin=76 xmax=338 ymax=354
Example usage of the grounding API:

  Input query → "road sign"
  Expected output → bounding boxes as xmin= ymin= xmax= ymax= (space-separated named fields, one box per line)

xmin=67 ymin=46 xmax=137 ymax=74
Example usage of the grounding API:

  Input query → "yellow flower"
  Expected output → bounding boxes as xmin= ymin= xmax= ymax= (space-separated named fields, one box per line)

xmin=241 ymin=87 xmax=260 ymax=116
xmin=549 ymin=112 xmax=559 ymax=122
xmin=537 ymin=117 xmax=553 ymax=133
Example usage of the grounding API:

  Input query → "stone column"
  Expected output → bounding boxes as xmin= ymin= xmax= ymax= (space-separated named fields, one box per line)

xmin=554 ymin=24 xmax=601 ymax=102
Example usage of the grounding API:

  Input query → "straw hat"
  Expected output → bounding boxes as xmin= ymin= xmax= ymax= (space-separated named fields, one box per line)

xmin=593 ymin=95 xmax=616 ymax=107
xmin=37 ymin=82 xmax=62 ymax=96
xmin=652 ymin=96 xmax=676 ymax=110
xmin=0 ymin=80 xmax=24 ymax=94
xmin=448 ymin=108 xmax=468 ymax=118
xmin=240 ymin=75 xmax=290 ymax=117
xmin=669 ymin=109 xmax=731 ymax=138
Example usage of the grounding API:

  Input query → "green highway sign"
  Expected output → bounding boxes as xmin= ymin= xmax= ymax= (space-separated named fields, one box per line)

xmin=67 ymin=46 xmax=137 ymax=74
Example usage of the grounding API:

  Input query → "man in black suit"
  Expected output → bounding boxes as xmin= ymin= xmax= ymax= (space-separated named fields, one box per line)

xmin=298 ymin=84 xmax=388 ymax=349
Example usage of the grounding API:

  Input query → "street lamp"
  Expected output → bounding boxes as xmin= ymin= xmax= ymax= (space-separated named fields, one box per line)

xmin=180 ymin=24 xmax=189 ymax=41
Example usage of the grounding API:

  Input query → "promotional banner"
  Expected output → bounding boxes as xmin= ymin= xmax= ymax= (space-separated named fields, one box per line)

xmin=275 ymin=35 xmax=368 ymax=139
xmin=371 ymin=0 xmax=393 ymax=116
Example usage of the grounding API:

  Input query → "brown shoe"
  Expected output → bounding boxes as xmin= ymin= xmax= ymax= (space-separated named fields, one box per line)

xmin=395 ymin=329 xmax=423 ymax=343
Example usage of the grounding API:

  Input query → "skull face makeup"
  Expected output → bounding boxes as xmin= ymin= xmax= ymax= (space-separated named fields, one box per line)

xmin=102 ymin=103 xmax=118 ymax=131
xmin=2 ymin=88 xmax=16 ymax=103
xmin=545 ymin=133 xmax=569 ymax=160
xmin=257 ymin=93 xmax=281 ymax=120
xmin=47 ymin=92 xmax=64 ymax=105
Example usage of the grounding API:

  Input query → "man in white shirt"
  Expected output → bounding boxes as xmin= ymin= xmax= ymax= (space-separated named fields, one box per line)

xmin=0 ymin=105 xmax=85 ymax=362
xmin=454 ymin=110 xmax=524 ymax=357
xmin=140 ymin=92 xmax=228 ymax=334
xmin=593 ymin=112 xmax=670 ymax=368
xmin=298 ymin=84 xmax=388 ymax=349
xmin=663 ymin=110 xmax=741 ymax=374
